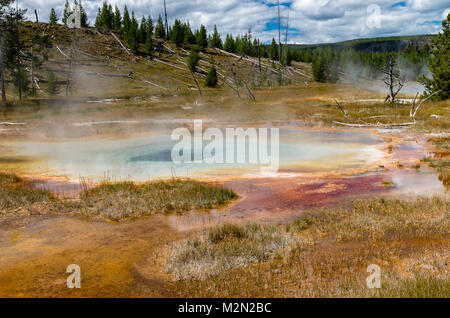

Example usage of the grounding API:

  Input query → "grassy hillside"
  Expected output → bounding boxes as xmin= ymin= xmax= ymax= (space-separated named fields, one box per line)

xmin=4 ymin=22 xmax=311 ymax=101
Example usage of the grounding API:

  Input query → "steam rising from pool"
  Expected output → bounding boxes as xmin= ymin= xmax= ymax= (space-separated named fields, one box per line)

xmin=1 ymin=128 xmax=385 ymax=182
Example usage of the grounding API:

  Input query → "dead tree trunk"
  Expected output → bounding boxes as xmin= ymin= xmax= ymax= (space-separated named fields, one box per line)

xmin=66 ymin=32 xmax=75 ymax=96
xmin=164 ymin=0 xmax=169 ymax=40
xmin=227 ymin=58 xmax=241 ymax=101
xmin=17 ymin=65 xmax=22 ymax=100
xmin=257 ymin=39 xmax=261 ymax=74
xmin=189 ymin=69 xmax=202 ymax=99
xmin=30 ymin=45 xmax=35 ymax=96
xmin=284 ymin=8 xmax=289 ymax=68
xmin=0 ymin=29 xmax=5 ymax=103
xmin=334 ymin=99 xmax=347 ymax=117
xmin=0 ymin=70 xmax=6 ymax=103
xmin=243 ymin=80 xmax=256 ymax=101
xmin=382 ymin=54 xmax=403 ymax=104
xmin=277 ymin=0 xmax=281 ymax=65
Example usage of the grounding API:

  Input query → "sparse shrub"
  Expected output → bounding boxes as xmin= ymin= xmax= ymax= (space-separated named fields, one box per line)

xmin=165 ymin=222 xmax=300 ymax=281
xmin=286 ymin=216 xmax=314 ymax=232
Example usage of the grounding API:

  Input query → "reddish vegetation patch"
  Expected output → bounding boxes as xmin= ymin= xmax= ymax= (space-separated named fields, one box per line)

xmin=224 ymin=174 xmax=386 ymax=213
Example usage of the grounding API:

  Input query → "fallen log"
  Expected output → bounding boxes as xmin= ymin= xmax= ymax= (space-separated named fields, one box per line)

xmin=56 ymin=46 xmax=70 ymax=60
xmin=410 ymin=90 xmax=442 ymax=117
xmin=332 ymin=120 xmax=416 ymax=128
xmin=110 ymin=32 xmax=131 ymax=55
xmin=141 ymin=79 xmax=169 ymax=91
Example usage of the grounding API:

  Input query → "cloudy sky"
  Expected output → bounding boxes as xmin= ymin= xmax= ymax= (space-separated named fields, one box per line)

xmin=19 ymin=0 xmax=449 ymax=44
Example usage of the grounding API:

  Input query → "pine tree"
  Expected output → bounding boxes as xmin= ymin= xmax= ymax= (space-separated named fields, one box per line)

xmin=224 ymin=34 xmax=235 ymax=53
xmin=126 ymin=11 xmax=139 ymax=53
xmin=155 ymin=14 xmax=165 ymax=38
xmin=145 ymin=35 xmax=153 ymax=57
xmin=146 ymin=16 xmax=153 ymax=37
xmin=312 ymin=55 xmax=326 ymax=82
xmin=187 ymin=47 xmax=200 ymax=73
xmin=270 ymin=38 xmax=278 ymax=61
xmin=1 ymin=0 xmax=15 ymax=103
xmin=4 ymin=7 xmax=27 ymax=99
xmin=210 ymin=25 xmax=222 ymax=49
xmin=62 ymin=0 xmax=71 ymax=25
xmin=94 ymin=8 xmax=101 ymax=28
xmin=79 ymin=1 xmax=88 ymax=27
xmin=183 ymin=22 xmax=195 ymax=45
xmin=122 ymin=5 xmax=131 ymax=34
xmin=113 ymin=6 xmax=121 ymax=32
xmin=419 ymin=13 xmax=449 ymax=101
xmin=49 ymin=8 xmax=58 ymax=24
xmin=139 ymin=17 xmax=147 ymax=44
xmin=205 ymin=66 xmax=218 ymax=87
xmin=98 ymin=2 xmax=112 ymax=30
xmin=171 ymin=19 xmax=184 ymax=46
xmin=46 ymin=69 xmax=60 ymax=95
xmin=196 ymin=25 xmax=208 ymax=51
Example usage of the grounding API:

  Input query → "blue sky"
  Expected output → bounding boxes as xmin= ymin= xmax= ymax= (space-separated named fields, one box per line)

xmin=18 ymin=0 xmax=450 ymax=44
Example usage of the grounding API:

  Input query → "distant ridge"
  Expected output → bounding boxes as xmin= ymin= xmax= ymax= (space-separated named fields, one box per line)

xmin=287 ymin=34 xmax=435 ymax=52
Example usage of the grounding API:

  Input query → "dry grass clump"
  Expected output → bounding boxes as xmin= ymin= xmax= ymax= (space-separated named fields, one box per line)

xmin=0 ymin=172 xmax=57 ymax=216
xmin=315 ymin=197 xmax=449 ymax=242
xmin=80 ymin=179 xmax=237 ymax=221
xmin=164 ymin=221 xmax=314 ymax=281
xmin=167 ymin=197 xmax=449 ymax=297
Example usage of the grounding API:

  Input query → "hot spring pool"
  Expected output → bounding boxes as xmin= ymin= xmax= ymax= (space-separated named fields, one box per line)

xmin=0 ymin=128 xmax=386 ymax=181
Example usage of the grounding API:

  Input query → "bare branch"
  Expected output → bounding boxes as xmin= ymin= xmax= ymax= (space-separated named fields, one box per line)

xmin=410 ymin=90 xmax=442 ymax=117
xmin=334 ymin=99 xmax=347 ymax=117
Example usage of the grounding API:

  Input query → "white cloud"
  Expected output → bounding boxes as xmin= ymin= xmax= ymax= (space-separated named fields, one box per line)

xmin=16 ymin=0 xmax=449 ymax=44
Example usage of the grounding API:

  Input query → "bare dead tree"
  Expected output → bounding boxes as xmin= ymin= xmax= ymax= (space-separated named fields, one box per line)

xmin=0 ymin=69 xmax=5 ymax=103
xmin=284 ymin=8 xmax=289 ymax=68
xmin=226 ymin=57 xmax=241 ymax=101
xmin=163 ymin=0 xmax=169 ymax=40
xmin=30 ymin=12 xmax=39 ymax=96
xmin=381 ymin=54 xmax=403 ymax=104
xmin=257 ymin=39 xmax=261 ymax=74
xmin=243 ymin=80 xmax=256 ymax=101
xmin=277 ymin=0 xmax=281 ymax=65
xmin=1 ymin=18 xmax=6 ymax=103
xmin=188 ymin=68 xmax=202 ymax=99
xmin=30 ymin=43 xmax=35 ymax=95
